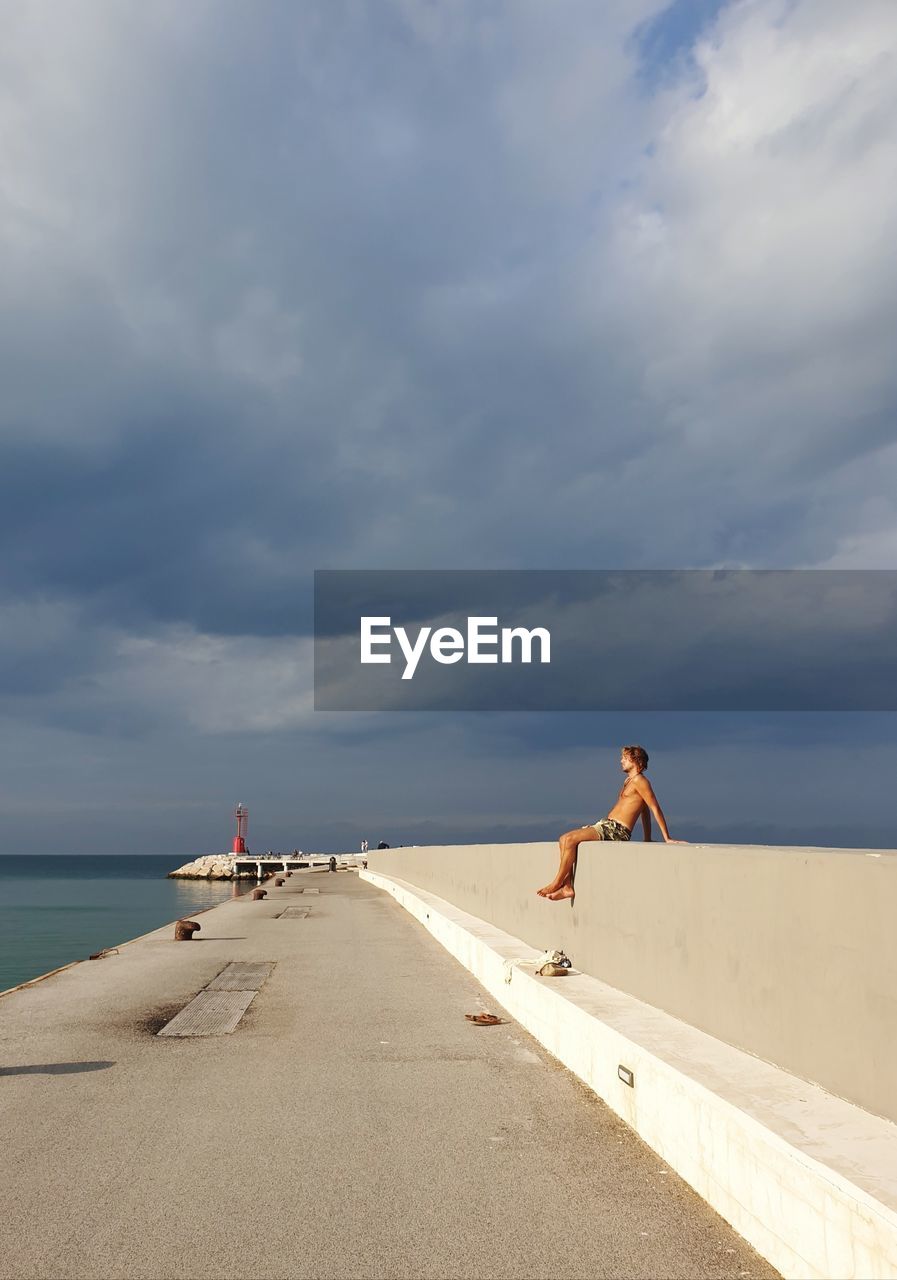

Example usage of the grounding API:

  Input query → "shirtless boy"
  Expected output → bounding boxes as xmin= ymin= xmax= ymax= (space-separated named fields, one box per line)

xmin=537 ymin=745 xmax=686 ymax=901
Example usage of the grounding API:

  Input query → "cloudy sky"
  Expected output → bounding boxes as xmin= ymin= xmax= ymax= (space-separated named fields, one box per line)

xmin=2 ymin=0 xmax=897 ymax=855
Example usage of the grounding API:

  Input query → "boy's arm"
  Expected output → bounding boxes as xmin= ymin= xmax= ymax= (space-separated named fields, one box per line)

xmin=632 ymin=775 xmax=687 ymax=844
xmin=641 ymin=807 xmax=652 ymax=841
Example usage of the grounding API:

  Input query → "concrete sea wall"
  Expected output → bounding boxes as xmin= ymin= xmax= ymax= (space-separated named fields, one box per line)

xmin=368 ymin=840 xmax=897 ymax=1125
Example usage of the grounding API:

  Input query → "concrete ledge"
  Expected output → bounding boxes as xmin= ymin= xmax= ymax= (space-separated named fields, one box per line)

xmin=368 ymin=841 xmax=897 ymax=1122
xmin=362 ymin=869 xmax=897 ymax=1280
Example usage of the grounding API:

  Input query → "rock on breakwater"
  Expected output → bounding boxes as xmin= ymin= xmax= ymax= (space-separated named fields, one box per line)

xmin=168 ymin=855 xmax=252 ymax=880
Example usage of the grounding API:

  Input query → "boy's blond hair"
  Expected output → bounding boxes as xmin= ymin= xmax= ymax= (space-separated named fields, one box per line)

xmin=622 ymin=744 xmax=648 ymax=771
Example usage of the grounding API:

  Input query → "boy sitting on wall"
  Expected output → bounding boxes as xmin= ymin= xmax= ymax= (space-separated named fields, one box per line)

xmin=537 ymin=745 xmax=687 ymax=902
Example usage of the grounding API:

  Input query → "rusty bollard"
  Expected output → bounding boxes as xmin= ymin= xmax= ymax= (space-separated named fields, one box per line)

xmin=174 ymin=919 xmax=201 ymax=941
xmin=286 ymin=871 xmax=293 ymax=877
xmin=274 ymin=877 xmax=285 ymax=887
xmin=251 ymin=888 xmax=267 ymax=900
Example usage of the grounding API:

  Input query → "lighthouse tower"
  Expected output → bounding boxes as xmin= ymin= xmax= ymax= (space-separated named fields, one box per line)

xmin=232 ymin=802 xmax=249 ymax=854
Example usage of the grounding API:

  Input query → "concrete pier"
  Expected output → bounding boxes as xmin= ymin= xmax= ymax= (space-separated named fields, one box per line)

xmin=0 ymin=871 xmax=774 ymax=1280
xmin=364 ymin=842 xmax=897 ymax=1279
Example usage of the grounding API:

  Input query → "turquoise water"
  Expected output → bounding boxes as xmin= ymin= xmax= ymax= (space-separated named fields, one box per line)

xmin=0 ymin=856 xmax=244 ymax=992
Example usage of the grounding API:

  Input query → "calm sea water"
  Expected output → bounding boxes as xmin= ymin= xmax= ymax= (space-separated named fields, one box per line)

xmin=0 ymin=855 xmax=244 ymax=992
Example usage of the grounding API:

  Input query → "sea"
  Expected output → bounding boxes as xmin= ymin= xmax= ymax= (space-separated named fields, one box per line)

xmin=0 ymin=855 xmax=245 ymax=993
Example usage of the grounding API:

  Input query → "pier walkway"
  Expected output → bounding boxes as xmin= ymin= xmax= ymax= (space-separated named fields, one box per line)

xmin=0 ymin=871 xmax=777 ymax=1280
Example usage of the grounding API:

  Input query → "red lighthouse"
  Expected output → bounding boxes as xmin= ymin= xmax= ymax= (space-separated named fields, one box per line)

xmin=232 ymin=802 xmax=249 ymax=854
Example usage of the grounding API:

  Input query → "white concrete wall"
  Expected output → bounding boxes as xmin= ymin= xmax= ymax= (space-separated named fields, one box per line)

xmin=363 ymin=868 xmax=897 ymax=1280
xmin=368 ymin=840 xmax=897 ymax=1125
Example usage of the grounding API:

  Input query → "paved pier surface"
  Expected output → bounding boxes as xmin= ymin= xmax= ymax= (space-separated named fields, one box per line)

xmin=0 ymin=872 xmax=778 ymax=1280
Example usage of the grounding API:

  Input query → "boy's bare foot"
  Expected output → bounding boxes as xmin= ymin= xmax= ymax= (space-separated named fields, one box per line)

xmin=547 ymin=885 xmax=575 ymax=901
xmin=536 ymin=883 xmax=558 ymax=896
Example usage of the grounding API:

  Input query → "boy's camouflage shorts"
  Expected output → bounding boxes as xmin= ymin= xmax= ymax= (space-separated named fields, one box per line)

xmin=588 ymin=818 xmax=631 ymax=841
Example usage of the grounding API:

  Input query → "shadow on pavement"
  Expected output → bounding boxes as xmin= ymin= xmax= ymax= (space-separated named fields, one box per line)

xmin=0 ymin=1060 xmax=115 ymax=1076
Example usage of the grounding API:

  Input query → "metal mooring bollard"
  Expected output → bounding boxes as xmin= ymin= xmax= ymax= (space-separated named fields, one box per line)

xmin=251 ymin=888 xmax=267 ymax=900
xmin=286 ymin=871 xmax=293 ymax=877
xmin=329 ymin=856 xmax=337 ymax=872
xmin=174 ymin=919 xmax=201 ymax=941
xmin=274 ymin=877 xmax=285 ymax=886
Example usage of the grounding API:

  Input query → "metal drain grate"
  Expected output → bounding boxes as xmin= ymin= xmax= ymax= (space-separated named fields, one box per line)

xmin=157 ymin=991 xmax=256 ymax=1037
xmin=156 ymin=961 xmax=275 ymax=1037
xmin=206 ymin=962 xmax=275 ymax=991
xmin=299 ymin=888 xmax=320 ymax=895
xmin=278 ymin=907 xmax=310 ymax=919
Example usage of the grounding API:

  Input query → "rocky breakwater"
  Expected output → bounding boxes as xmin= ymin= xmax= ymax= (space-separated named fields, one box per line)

xmin=168 ymin=854 xmax=253 ymax=880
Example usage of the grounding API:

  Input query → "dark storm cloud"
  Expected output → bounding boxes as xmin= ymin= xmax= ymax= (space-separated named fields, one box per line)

xmin=3 ymin=1 xmax=897 ymax=851
xmin=0 ymin=0 xmax=710 ymax=645
xmin=6 ymin=0 xmax=896 ymax=654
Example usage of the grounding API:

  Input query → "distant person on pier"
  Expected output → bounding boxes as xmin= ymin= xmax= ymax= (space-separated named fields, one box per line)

xmin=537 ymin=745 xmax=687 ymax=902
xmin=361 ymin=838 xmax=369 ymax=854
